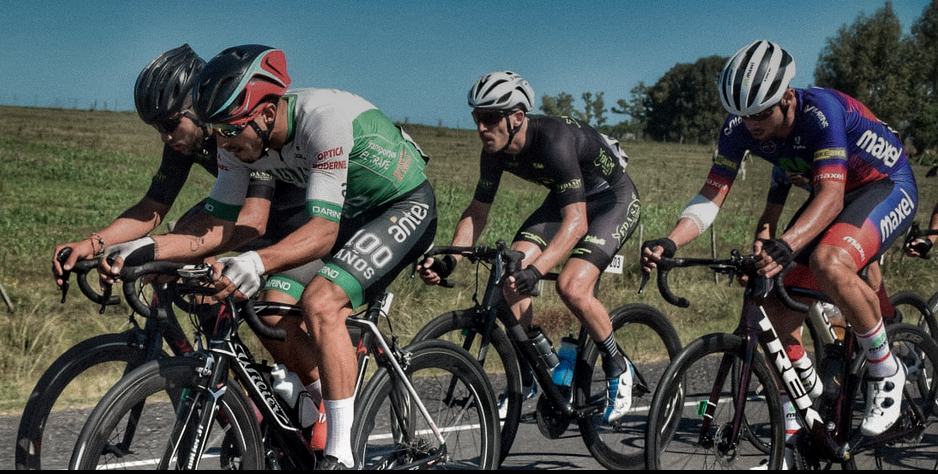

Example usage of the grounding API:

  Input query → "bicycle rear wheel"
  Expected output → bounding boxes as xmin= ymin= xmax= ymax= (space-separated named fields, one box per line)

xmin=352 ymin=339 xmax=500 ymax=469
xmin=574 ymin=303 xmax=683 ymax=469
xmin=410 ymin=308 xmax=521 ymax=463
xmin=645 ymin=333 xmax=785 ymax=470
xmin=15 ymin=330 xmax=154 ymax=470
xmin=69 ymin=357 xmax=264 ymax=470
xmin=845 ymin=323 xmax=938 ymax=470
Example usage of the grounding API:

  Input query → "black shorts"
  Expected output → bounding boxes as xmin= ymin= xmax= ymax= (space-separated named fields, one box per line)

xmin=515 ymin=176 xmax=640 ymax=270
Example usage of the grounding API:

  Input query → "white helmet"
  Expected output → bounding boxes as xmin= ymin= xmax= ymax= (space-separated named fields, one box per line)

xmin=468 ymin=71 xmax=535 ymax=111
xmin=719 ymin=40 xmax=796 ymax=116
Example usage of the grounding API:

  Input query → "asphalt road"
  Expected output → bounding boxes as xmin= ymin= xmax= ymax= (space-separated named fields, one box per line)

xmin=0 ymin=402 xmax=612 ymax=470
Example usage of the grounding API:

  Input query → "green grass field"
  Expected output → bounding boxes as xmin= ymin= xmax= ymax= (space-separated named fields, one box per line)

xmin=1 ymin=105 xmax=937 ymax=412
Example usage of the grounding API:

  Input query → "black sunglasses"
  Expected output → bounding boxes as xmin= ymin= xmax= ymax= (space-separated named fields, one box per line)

xmin=741 ymin=103 xmax=781 ymax=121
xmin=154 ymin=110 xmax=200 ymax=134
xmin=471 ymin=110 xmax=511 ymax=126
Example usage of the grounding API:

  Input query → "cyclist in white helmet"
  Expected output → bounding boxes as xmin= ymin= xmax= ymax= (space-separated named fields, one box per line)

xmin=642 ymin=41 xmax=917 ymax=464
xmin=419 ymin=71 xmax=641 ymax=425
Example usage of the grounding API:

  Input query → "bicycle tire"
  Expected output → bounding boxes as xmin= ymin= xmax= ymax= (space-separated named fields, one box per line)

xmin=69 ymin=357 xmax=264 ymax=470
xmin=410 ymin=308 xmax=521 ymax=464
xmin=574 ymin=302 xmax=683 ymax=469
xmin=15 ymin=330 xmax=157 ymax=470
xmin=645 ymin=332 xmax=785 ymax=470
xmin=352 ymin=339 xmax=500 ymax=469
xmin=843 ymin=323 xmax=938 ymax=470
xmin=889 ymin=291 xmax=938 ymax=339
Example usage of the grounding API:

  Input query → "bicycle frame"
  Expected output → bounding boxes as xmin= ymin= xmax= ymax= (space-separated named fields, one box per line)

xmin=166 ymin=289 xmax=449 ymax=469
xmin=650 ymin=253 xmax=931 ymax=464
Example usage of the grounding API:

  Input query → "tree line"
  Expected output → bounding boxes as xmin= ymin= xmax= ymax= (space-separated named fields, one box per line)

xmin=540 ymin=1 xmax=938 ymax=164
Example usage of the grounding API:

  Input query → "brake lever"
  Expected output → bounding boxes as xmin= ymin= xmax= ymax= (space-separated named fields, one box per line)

xmin=57 ymin=247 xmax=73 ymax=304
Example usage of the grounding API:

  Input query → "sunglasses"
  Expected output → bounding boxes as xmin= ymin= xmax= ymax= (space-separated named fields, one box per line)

xmin=472 ymin=110 xmax=511 ymax=126
xmin=208 ymin=107 xmax=264 ymax=137
xmin=741 ymin=103 xmax=780 ymax=121
xmin=154 ymin=110 xmax=200 ymax=134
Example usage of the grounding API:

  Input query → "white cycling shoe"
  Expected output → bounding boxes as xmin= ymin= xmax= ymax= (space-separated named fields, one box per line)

xmin=497 ymin=383 xmax=537 ymax=420
xmin=860 ymin=358 xmax=907 ymax=437
xmin=603 ymin=362 xmax=633 ymax=423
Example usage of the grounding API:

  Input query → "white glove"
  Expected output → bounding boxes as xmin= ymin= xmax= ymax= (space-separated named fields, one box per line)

xmin=104 ymin=237 xmax=156 ymax=266
xmin=218 ymin=251 xmax=266 ymax=298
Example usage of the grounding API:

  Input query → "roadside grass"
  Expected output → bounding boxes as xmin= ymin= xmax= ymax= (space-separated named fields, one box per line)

xmin=1 ymin=106 xmax=937 ymax=412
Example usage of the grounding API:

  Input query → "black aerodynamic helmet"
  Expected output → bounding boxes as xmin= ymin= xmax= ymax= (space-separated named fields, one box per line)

xmin=134 ymin=44 xmax=205 ymax=125
xmin=191 ymin=44 xmax=291 ymax=126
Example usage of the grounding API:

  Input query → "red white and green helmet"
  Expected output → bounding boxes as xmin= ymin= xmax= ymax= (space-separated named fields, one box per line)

xmin=192 ymin=44 xmax=291 ymax=126
xmin=719 ymin=40 xmax=796 ymax=116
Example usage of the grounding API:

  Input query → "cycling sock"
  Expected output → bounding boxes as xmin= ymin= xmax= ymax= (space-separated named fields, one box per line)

xmin=324 ymin=397 xmax=356 ymax=468
xmin=306 ymin=379 xmax=323 ymax=407
xmin=787 ymin=345 xmax=822 ymax=399
xmin=875 ymin=283 xmax=896 ymax=319
xmin=857 ymin=319 xmax=898 ymax=378
xmin=599 ymin=332 xmax=628 ymax=379
xmin=780 ymin=391 xmax=803 ymax=442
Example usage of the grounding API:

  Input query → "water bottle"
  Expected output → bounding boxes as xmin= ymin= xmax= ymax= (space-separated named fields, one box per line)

xmin=271 ymin=363 xmax=317 ymax=429
xmin=527 ymin=326 xmax=559 ymax=370
xmin=551 ymin=335 xmax=577 ymax=387
xmin=807 ymin=302 xmax=837 ymax=345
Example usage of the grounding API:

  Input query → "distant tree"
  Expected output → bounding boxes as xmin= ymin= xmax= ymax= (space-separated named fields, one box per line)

xmin=814 ymin=1 xmax=913 ymax=134
xmin=642 ymin=55 xmax=727 ymax=145
xmin=540 ymin=92 xmax=576 ymax=117
xmin=908 ymin=0 xmax=938 ymax=157
xmin=586 ymin=91 xmax=607 ymax=126
xmin=578 ymin=92 xmax=594 ymax=124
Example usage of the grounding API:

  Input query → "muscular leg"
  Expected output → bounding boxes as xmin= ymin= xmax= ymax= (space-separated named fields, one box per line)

xmin=256 ymin=288 xmax=320 ymax=385
xmin=555 ymin=259 xmax=611 ymax=342
xmin=810 ymin=244 xmax=880 ymax=334
xmin=302 ymin=276 xmax=357 ymax=466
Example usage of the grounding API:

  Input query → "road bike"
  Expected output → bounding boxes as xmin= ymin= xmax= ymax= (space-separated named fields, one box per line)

xmin=15 ymin=251 xmax=204 ymax=470
xmin=68 ymin=261 xmax=500 ymax=469
xmin=412 ymin=240 xmax=682 ymax=469
xmin=644 ymin=250 xmax=938 ymax=470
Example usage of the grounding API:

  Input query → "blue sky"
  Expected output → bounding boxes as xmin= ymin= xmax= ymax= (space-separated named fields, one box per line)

xmin=0 ymin=0 xmax=931 ymax=129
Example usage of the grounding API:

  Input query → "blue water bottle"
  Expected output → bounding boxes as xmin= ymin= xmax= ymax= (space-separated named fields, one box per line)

xmin=552 ymin=335 xmax=577 ymax=387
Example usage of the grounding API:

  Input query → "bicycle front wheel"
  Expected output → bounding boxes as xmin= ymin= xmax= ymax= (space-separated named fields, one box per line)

xmin=352 ymin=339 xmax=500 ymax=469
xmin=845 ymin=322 xmax=938 ymax=470
xmin=69 ymin=357 xmax=264 ymax=470
xmin=889 ymin=291 xmax=938 ymax=339
xmin=646 ymin=333 xmax=785 ymax=470
xmin=410 ymin=308 xmax=521 ymax=463
xmin=15 ymin=330 xmax=155 ymax=470
xmin=574 ymin=303 xmax=683 ymax=469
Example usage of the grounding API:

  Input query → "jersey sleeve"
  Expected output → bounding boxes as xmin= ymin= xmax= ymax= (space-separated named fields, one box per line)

xmin=204 ymin=151 xmax=252 ymax=222
xmin=143 ymin=144 xmax=195 ymax=206
xmin=302 ymin=111 xmax=355 ymax=222
xmin=472 ymin=152 xmax=504 ymax=204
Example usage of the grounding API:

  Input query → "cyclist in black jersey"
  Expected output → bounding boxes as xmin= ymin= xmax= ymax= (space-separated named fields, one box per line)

xmin=52 ymin=44 xmax=306 ymax=285
xmin=418 ymin=71 xmax=641 ymax=424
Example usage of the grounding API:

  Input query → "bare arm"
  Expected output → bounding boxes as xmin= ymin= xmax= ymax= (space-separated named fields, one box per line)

xmin=53 ymin=197 xmax=169 ymax=285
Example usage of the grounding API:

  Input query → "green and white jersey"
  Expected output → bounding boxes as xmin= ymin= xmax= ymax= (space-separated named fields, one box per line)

xmin=206 ymin=88 xmax=428 ymax=223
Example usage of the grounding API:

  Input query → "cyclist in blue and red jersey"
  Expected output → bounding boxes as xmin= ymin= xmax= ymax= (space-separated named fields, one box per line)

xmin=641 ymin=41 xmax=918 ymax=452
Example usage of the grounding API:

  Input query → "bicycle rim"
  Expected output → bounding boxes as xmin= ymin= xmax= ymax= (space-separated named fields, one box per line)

xmin=410 ymin=308 xmax=521 ymax=463
xmin=353 ymin=339 xmax=500 ymax=469
xmin=575 ymin=303 xmax=683 ymax=469
xmin=646 ymin=333 xmax=785 ymax=470
xmin=15 ymin=331 xmax=150 ymax=470
xmin=69 ymin=358 xmax=263 ymax=470
xmin=846 ymin=323 xmax=938 ymax=470
xmin=889 ymin=291 xmax=937 ymax=339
